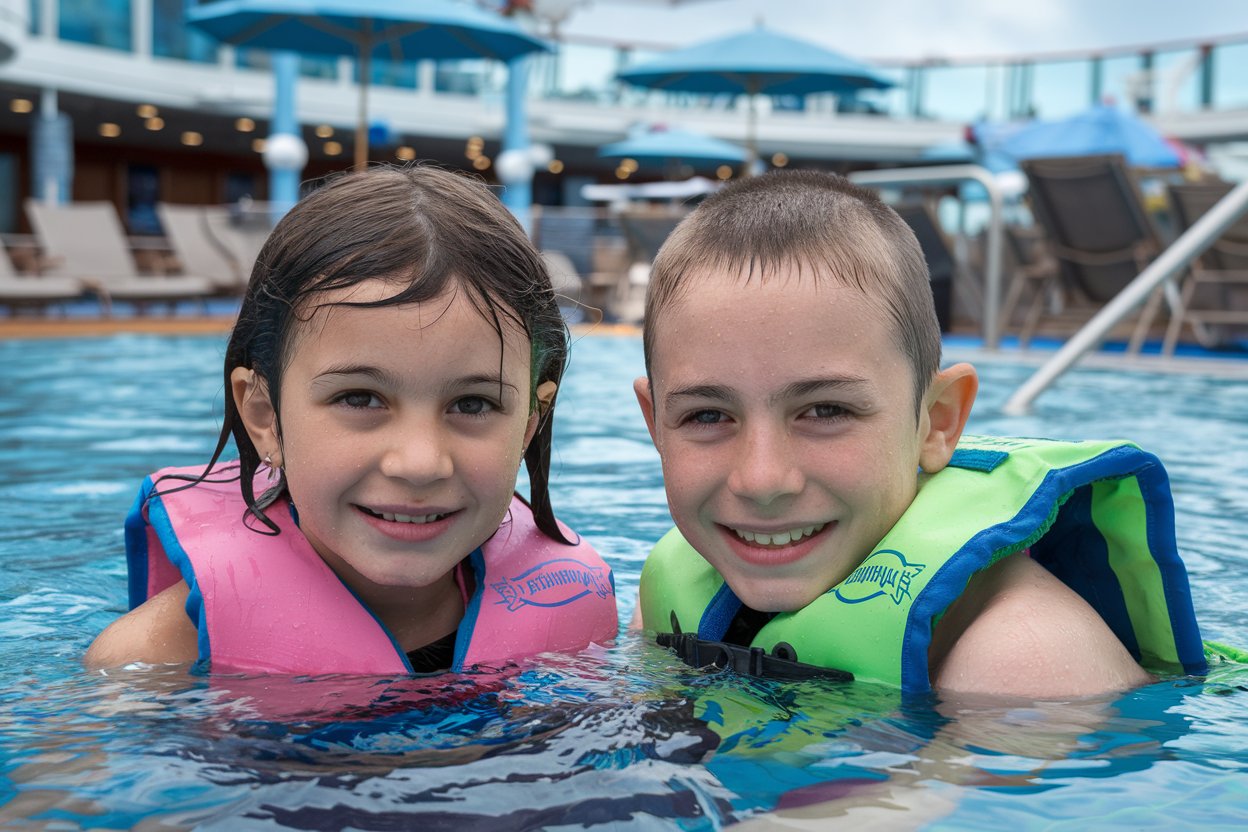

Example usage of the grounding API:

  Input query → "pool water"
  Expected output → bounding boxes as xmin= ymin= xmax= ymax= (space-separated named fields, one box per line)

xmin=2 ymin=333 xmax=1247 ymax=830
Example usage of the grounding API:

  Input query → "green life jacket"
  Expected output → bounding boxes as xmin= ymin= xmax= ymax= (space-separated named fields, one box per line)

xmin=640 ymin=435 xmax=1208 ymax=694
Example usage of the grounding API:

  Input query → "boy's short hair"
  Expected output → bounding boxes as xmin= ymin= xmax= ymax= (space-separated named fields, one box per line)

xmin=643 ymin=170 xmax=942 ymax=410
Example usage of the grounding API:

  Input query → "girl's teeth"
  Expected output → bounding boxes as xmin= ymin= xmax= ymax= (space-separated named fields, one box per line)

xmin=379 ymin=512 xmax=444 ymax=524
xmin=736 ymin=523 xmax=825 ymax=546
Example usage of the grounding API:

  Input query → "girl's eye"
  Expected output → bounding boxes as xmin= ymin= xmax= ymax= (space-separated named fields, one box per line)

xmin=335 ymin=391 xmax=382 ymax=409
xmin=451 ymin=396 xmax=495 ymax=416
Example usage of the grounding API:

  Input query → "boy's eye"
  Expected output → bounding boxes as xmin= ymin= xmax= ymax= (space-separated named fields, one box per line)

xmin=804 ymin=403 xmax=851 ymax=420
xmin=450 ymin=396 xmax=496 ymax=416
xmin=686 ymin=409 xmax=727 ymax=425
xmin=335 ymin=391 xmax=382 ymax=409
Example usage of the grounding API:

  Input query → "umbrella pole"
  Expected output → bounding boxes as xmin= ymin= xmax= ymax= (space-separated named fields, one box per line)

xmin=355 ymin=38 xmax=371 ymax=171
xmin=744 ymin=83 xmax=759 ymax=176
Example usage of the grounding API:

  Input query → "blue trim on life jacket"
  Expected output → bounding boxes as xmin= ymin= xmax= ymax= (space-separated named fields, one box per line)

xmin=144 ymin=486 xmax=211 ymax=674
xmin=124 ymin=475 xmax=155 ymax=611
xmin=453 ymin=547 xmax=487 ymax=671
xmin=947 ymin=448 xmax=1009 ymax=473
xmin=1135 ymin=457 xmax=1206 ymax=675
xmin=698 ymin=582 xmax=742 ymax=641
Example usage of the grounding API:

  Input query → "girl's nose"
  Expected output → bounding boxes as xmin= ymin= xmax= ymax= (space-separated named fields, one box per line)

xmin=725 ymin=423 xmax=805 ymax=506
xmin=379 ymin=421 xmax=454 ymax=484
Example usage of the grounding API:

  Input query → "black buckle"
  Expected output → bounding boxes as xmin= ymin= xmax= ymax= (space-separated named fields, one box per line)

xmin=656 ymin=632 xmax=853 ymax=682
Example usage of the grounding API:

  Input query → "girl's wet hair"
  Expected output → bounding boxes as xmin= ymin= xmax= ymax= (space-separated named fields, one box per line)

xmin=191 ymin=164 xmax=571 ymax=543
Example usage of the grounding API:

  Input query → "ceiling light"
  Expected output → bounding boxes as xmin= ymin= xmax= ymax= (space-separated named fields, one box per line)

xmin=98 ymin=123 xmax=121 ymax=138
xmin=235 ymin=117 xmax=255 ymax=132
xmin=181 ymin=131 xmax=203 ymax=146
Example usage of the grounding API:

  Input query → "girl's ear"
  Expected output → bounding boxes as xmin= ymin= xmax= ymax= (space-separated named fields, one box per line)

xmin=524 ymin=380 xmax=559 ymax=447
xmin=230 ymin=367 xmax=281 ymax=464
xmin=918 ymin=362 xmax=978 ymax=474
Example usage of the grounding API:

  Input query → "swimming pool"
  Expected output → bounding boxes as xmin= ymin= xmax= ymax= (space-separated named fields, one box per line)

xmin=2 ymin=332 xmax=1247 ymax=829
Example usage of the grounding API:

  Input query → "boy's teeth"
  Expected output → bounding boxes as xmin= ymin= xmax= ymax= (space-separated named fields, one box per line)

xmin=735 ymin=523 xmax=825 ymax=546
xmin=380 ymin=512 xmax=445 ymax=524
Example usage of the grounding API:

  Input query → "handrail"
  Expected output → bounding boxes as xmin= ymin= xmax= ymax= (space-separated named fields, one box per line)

xmin=848 ymin=164 xmax=1005 ymax=349
xmin=1002 ymin=178 xmax=1248 ymax=415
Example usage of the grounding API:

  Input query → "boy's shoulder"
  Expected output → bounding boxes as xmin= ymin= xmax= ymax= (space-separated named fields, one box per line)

xmin=930 ymin=553 xmax=1153 ymax=698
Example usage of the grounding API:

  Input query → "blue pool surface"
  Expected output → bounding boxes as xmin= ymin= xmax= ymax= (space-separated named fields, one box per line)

xmin=2 ymin=333 xmax=1247 ymax=830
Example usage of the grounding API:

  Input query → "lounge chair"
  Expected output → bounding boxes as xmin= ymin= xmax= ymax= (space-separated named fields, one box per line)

xmin=1020 ymin=154 xmax=1165 ymax=350
xmin=1163 ymin=181 xmax=1248 ymax=354
xmin=155 ymin=202 xmax=247 ymax=294
xmin=25 ymin=199 xmax=216 ymax=314
xmin=998 ymin=224 xmax=1062 ymax=348
xmin=0 ymin=241 xmax=90 ymax=316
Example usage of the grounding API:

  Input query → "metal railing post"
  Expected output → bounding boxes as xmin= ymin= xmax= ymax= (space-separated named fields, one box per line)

xmin=848 ymin=164 xmax=1005 ymax=349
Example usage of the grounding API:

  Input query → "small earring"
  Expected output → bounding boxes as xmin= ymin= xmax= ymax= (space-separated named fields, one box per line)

xmin=263 ymin=453 xmax=280 ymax=482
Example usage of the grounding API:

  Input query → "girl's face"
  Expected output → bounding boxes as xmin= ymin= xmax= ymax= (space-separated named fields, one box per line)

xmin=236 ymin=279 xmax=540 ymax=603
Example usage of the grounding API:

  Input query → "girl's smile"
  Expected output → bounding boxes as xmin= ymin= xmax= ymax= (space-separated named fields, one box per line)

xmin=238 ymin=278 xmax=540 ymax=614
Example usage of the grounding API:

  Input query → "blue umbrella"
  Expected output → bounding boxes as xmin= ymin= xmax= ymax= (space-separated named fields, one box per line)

xmin=189 ymin=0 xmax=550 ymax=170
xmin=998 ymin=105 xmax=1181 ymax=168
xmin=599 ymin=125 xmax=747 ymax=168
xmin=616 ymin=26 xmax=893 ymax=165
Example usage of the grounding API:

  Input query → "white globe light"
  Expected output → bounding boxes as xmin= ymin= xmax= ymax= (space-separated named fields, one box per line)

xmin=495 ymin=148 xmax=534 ymax=184
xmin=528 ymin=143 xmax=554 ymax=167
xmin=263 ymin=132 xmax=308 ymax=171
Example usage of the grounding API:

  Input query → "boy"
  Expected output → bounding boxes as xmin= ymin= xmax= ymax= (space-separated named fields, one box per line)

xmin=633 ymin=170 xmax=1207 ymax=698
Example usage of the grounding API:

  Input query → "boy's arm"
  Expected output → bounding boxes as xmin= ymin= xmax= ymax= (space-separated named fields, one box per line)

xmin=930 ymin=553 xmax=1154 ymax=698
xmin=84 ymin=580 xmax=200 ymax=669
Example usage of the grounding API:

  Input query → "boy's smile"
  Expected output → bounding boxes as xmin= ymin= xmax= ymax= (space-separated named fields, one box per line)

xmin=636 ymin=266 xmax=936 ymax=613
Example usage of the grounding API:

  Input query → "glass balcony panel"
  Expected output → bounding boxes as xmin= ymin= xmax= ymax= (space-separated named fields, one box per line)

xmin=1030 ymin=59 xmax=1092 ymax=118
xmin=59 ymin=0 xmax=130 ymax=51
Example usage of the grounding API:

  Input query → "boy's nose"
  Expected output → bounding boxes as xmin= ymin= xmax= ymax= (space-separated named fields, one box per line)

xmin=726 ymin=424 xmax=805 ymax=506
xmin=379 ymin=421 xmax=454 ymax=484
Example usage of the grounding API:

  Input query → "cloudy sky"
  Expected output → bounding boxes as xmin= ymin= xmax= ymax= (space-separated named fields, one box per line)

xmin=552 ymin=0 xmax=1248 ymax=60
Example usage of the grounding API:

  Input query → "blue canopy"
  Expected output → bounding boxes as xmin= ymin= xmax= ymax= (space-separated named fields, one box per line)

xmin=188 ymin=0 xmax=549 ymax=63
xmin=189 ymin=0 xmax=549 ymax=169
xmin=998 ymin=105 xmax=1181 ymax=168
xmin=616 ymin=27 xmax=894 ymax=96
xmin=599 ymin=126 xmax=747 ymax=165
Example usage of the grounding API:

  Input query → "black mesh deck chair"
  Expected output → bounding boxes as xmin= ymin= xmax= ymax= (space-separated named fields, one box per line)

xmin=1020 ymin=154 xmax=1165 ymax=350
xmin=1164 ymin=181 xmax=1248 ymax=354
xmin=892 ymin=202 xmax=955 ymax=332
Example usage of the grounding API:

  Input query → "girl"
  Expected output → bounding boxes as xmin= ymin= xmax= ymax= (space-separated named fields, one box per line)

xmin=86 ymin=166 xmax=617 ymax=675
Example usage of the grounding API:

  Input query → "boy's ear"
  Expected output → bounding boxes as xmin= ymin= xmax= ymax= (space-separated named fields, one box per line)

xmin=918 ymin=362 xmax=978 ymax=474
xmin=230 ymin=367 xmax=281 ymax=463
xmin=633 ymin=376 xmax=660 ymax=444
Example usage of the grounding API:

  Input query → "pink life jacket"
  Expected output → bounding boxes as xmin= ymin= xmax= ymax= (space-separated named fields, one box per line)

xmin=124 ymin=462 xmax=618 ymax=675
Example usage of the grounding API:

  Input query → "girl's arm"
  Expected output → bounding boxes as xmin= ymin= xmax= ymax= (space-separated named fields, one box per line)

xmin=84 ymin=580 xmax=200 ymax=669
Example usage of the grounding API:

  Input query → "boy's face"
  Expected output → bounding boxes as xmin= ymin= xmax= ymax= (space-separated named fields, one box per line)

xmin=636 ymin=267 xmax=933 ymax=613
